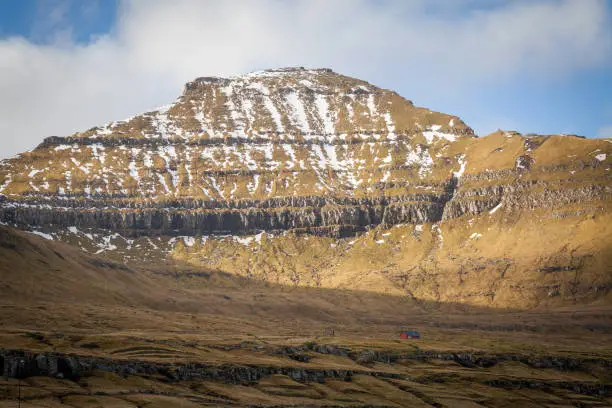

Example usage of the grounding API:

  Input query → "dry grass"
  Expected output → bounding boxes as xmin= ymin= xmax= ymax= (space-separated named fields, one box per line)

xmin=1 ymin=226 xmax=611 ymax=406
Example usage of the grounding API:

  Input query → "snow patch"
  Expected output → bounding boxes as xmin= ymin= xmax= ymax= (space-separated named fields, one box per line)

xmin=285 ymin=91 xmax=310 ymax=132
xmin=489 ymin=202 xmax=503 ymax=215
xmin=406 ymin=145 xmax=434 ymax=178
xmin=233 ymin=236 xmax=255 ymax=246
xmin=453 ymin=155 xmax=467 ymax=178
xmin=28 ymin=169 xmax=43 ymax=178
xmin=247 ymin=174 xmax=260 ymax=194
xmin=314 ymin=94 xmax=335 ymax=134
xmin=422 ymin=125 xmax=456 ymax=143
xmin=383 ymin=112 xmax=396 ymax=139
xmin=29 ymin=231 xmax=54 ymax=240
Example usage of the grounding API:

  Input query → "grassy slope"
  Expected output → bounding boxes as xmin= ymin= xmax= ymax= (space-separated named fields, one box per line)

xmin=171 ymin=205 xmax=612 ymax=308
xmin=1 ymin=225 xmax=612 ymax=407
xmin=157 ymin=132 xmax=612 ymax=308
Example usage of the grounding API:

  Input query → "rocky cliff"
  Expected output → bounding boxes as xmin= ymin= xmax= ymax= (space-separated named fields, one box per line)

xmin=0 ymin=67 xmax=610 ymax=307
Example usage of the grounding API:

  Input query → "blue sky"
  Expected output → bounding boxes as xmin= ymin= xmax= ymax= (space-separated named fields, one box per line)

xmin=0 ymin=0 xmax=611 ymax=157
xmin=0 ymin=0 xmax=116 ymax=43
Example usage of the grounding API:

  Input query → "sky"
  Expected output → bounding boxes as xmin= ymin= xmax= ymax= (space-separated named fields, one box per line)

xmin=0 ymin=0 xmax=611 ymax=158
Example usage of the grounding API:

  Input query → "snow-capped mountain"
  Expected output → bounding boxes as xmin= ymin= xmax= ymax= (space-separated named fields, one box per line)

xmin=0 ymin=67 xmax=610 ymax=307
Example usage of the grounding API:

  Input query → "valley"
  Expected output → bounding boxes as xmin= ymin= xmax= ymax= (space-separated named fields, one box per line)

xmin=0 ymin=225 xmax=611 ymax=407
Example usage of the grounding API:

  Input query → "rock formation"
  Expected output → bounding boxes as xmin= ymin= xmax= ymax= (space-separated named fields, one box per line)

xmin=0 ymin=67 xmax=610 ymax=307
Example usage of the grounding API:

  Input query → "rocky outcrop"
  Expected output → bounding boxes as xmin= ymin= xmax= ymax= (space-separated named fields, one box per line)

xmin=2 ymin=347 xmax=609 ymax=396
xmin=442 ymin=178 xmax=611 ymax=220
xmin=0 ymin=348 xmax=362 ymax=384
xmin=294 ymin=343 xmax=612 ymax=372
xmin=0 ymin=190 xmax=452 ymax=237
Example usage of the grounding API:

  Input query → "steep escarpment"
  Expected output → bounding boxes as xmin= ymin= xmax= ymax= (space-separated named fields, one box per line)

xmin=2 ymin=346 xmax=610 ymax=389
xmin=442 ymin=131 xmax=611 ymax=220
xmin=0 ymin=67 xmax=610 ymax=307
xmin=0 ymin=192 xmax=455 ymax=237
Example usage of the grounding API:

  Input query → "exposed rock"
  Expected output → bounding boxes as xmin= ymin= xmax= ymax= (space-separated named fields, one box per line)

xmin=2 ymin=347 xmax=608 ymax=396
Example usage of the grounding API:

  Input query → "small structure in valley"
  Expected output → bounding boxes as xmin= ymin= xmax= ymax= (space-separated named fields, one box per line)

xmin=400 ymin=330 xmax=420 ymax=339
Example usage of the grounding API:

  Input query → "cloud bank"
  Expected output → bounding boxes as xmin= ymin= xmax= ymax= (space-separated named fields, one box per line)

xmin=1 ymin=0 xmax=611 ymax=158
xmin=598 ymin=125 xmax=612 ymax=138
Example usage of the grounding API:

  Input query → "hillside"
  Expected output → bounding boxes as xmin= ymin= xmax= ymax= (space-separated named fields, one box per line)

xmin=1 ymin=224 xmax=612 ymax=407
xmin=0 ymin=67 xmax=610 ymax=308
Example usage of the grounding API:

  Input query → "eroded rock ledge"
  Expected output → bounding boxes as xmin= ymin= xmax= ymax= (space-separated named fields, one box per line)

xmin=38 ymin=128 xmax=474 ymax=147
xmin=1 ymin=347 xmax=608 ymax=397
xmin=1 ymin=168 xmax=609 ymax=237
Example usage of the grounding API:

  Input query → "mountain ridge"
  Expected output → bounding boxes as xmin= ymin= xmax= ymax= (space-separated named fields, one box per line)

xmin=0 ymin=67 xmax=610 ymax=307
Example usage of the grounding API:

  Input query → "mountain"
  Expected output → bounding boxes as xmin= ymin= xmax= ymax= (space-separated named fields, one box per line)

xmin=1 ymin=67 xmax=611 ymax=308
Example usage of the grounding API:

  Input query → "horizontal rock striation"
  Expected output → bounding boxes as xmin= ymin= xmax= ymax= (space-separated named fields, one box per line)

xmin=0 ymin=191 xmax=453 ymax=237
xmin=442 ymin=180 xmax=611 ymax=220
xmin=1 ymin=153 xmax=610 ymax=237
xmin=0 ymin=348 xmax=361 ymax=384
xmin=1 ymin=347 xmax=609 ymax=396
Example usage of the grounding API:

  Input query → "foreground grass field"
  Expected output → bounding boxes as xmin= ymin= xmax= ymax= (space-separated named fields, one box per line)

xmin=1 ymin=321 xmax=611 ymax=407
xmin=1 ymin=226 xmax=611 ymax=407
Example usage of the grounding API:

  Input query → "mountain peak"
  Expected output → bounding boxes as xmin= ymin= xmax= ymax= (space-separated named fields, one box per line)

xmin=189 ymin=67 xmax=335 ymax=84
xmin=236 ymin=66 xmax=335 ymax=77
xmin=183 ymin=67 xmax=362 ymax=95
xmin=68 ymin=67 xmax=473 ymax=143
xmin=183 ymin=67 xmax=379 ymax=96
xmin=0 ymin=66 xmax=479 ymax=206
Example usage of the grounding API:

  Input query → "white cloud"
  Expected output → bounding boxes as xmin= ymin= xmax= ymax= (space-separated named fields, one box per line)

xmin=597 ymin=125 xmax=612 ymax=138
xmin=0 ymin=0 xmax=611 ymax=158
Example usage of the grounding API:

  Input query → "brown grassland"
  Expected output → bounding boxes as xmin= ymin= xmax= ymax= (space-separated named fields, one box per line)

xmin=0 ymin=225 xmax=611 ymax=407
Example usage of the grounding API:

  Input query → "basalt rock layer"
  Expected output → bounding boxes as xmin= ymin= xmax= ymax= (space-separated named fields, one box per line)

xmin=0 ymin=67 xmax=611 ymax=306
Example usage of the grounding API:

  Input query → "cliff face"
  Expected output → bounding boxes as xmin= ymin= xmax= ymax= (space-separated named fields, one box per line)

xmin=0 ymin=67 xmax=610 ymax=307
